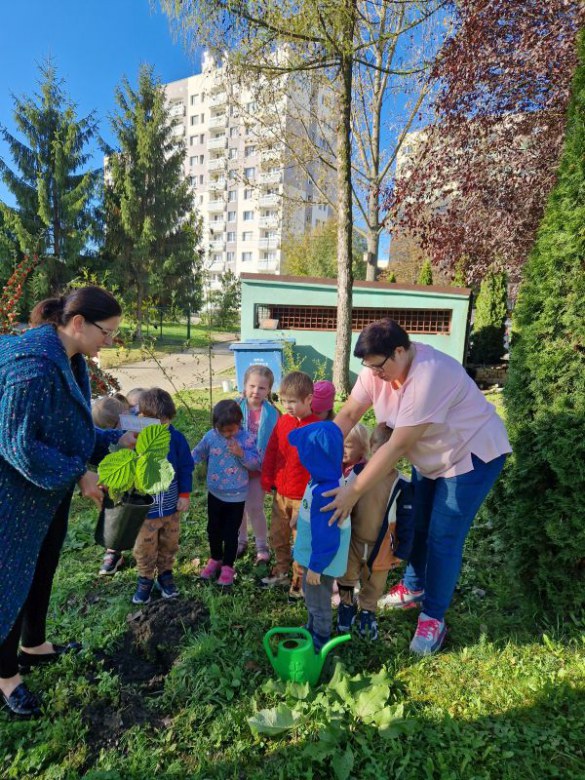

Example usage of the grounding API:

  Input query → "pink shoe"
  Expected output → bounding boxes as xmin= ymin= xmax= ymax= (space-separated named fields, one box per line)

xmin=378 ymin=581 xmax=424 ymax=610
xmin=199 ymin=558 xmax=222 ymax=580
xmin=217 ymin=565 xmax=235 ymax=587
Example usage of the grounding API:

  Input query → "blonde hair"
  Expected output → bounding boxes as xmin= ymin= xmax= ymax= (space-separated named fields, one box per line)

xmin=280 ymin=371 xmax=313 ymax=399
xmin=126 ymin=387 xmax=146 ymax=407
xmin=370 ymin=423 xmax=393 ymax=452
xmin=243 ymin=365 xmax=275 ymax=392
xmin=92 ymin=396 xmax=126 ymax=429
xmin=345 ymin=423 xmax=370 ymax=459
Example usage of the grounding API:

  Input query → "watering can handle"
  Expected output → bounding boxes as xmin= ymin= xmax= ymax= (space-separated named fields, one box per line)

xmin=263 ymin=627 xmax=313 ymax=661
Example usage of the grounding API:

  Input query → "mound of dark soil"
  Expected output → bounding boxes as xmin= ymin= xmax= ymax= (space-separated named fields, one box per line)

xmin=82 ymin=597 xmax=207 ymax=766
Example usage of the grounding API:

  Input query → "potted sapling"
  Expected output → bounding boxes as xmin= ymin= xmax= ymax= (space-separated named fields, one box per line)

xmin=95 ymin=424 xmax=175 ymax=550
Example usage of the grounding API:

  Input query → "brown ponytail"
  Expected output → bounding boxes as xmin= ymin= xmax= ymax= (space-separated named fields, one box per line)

xmin=29 ymin=286 xmax=122 ymax=328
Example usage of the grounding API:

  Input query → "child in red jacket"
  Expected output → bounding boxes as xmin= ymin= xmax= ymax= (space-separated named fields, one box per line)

xmin=260 ymin=371 xmax=320 ymax=599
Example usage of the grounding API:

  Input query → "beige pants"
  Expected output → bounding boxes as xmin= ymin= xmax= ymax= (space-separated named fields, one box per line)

xmin=338 ymin=537 xmax=389 ymax=613
xmin=133 ymin=512 xmax=180 ymax=579
xmin=269 ymin=492 xmax=303 ymax=588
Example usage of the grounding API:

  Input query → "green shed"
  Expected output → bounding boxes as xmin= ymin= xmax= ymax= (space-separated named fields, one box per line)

xmin=240 ymin=274 xmax=472 ymax=380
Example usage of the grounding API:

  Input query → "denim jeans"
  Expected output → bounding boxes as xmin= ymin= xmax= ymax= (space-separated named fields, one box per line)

xmin=403 ymin=453 xmax=507 ymax=621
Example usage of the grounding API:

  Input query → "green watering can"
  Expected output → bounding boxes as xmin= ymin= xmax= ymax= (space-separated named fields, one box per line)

xmin=263 ymin=627 xmax=351 ymax=686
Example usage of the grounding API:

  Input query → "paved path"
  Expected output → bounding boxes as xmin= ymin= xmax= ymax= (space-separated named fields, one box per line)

xmin=109 ymin=345 xmax=237 ymax=395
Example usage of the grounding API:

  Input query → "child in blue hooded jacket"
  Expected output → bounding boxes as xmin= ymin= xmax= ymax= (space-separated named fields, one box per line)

xmin=291 ymin=422 xmax=350 ymax=651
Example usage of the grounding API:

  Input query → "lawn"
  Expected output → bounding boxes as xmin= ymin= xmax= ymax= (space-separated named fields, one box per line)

xmin=1 ymin=392 xmax=583 ymax=779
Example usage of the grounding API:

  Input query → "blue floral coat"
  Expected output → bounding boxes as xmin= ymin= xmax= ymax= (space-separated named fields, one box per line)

xmin=0 ymin=325 xmax=119 ymax=642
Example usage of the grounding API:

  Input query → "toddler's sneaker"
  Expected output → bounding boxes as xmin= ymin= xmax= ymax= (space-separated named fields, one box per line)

xmin=260 ymin=571 xmax=290 ymax=588
xmin=99 ymin=550 xmax=124 ymax=576
xmin=378 ymin=581 xmax=424 ymax=610
xmin=156 ymin=570 xmax=179 ymax=599
xmin=132 ymin=576 xmax=154 ymax=605
xmin=255 ymin=550 xmax=270 ymax=566
xmin=358 ymin=610 xmax=379 ymax=641
xmin=287 ymin=583 xmax=304 ymax=603
xmin=217 ymin=565 xmax=235 ymax=587
xmin=337 ymin=603 xmax=356 ymax=633
xmin=199 ymin=558 xmax=222 ymax=581
xmin=409 ymin=613 xmax=447 ymax=656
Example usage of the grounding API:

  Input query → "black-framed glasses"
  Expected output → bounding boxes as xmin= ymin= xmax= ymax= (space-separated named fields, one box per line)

xmin=86 ymin=320 xmax=119 ymax=339
xmin=361 ymin=354 xmax=393 ymax=372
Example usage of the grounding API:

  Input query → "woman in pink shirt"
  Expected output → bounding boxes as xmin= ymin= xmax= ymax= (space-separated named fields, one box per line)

xmin=325 ymin=319 xmax=511 ymax=656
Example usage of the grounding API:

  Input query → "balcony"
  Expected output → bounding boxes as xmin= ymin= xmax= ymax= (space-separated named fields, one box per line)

xmin=208 ymin=158 xmax=226 ymax=172
xmin=207 ymin=135 xmax=227 ymax=150
xmin=208 ymin=177 xmax=227 ymax=191
xmin=171 ymin=123 xmax=185 ymax=137
xmin=209 ymin=239 xmax=226 ymax=252
xmin=208 ymin=198 xmax=225 ymax=211
xmin=257 ymin=259 xmax=279 ymax=272
xmin=209 ymin=113 xmax=227 ymax=129
xmin=260 ymin=147 xmax=283 ymax=163
xmin=260 ymin=170 xmax=282 ymax=184
xmin=169 ymin=102 xmax=186 ymax=117
xmin=259 ymin=193 xmax=280 ymax=207
xmin=209 ymin=91 xmax=227 ymax=108
xmin=259 ymin=215 xmax=280 ymax=228
xmin=209 ymin=217 xmax=226 ymax=231
xmin=259 ymin=237 xmax=281 ymax=249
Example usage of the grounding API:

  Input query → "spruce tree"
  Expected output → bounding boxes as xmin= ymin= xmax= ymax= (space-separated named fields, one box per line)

xmin=417 ymin=258 xmax=433 ymax=285
xmin=0 ymin=61 xmax=99 ymax=295
xmin=470 ymin=268 xmax=508 ymax=364
xmin=494 ymin=32 xmax=585 ymax=612
xmin=104 ymin=66 xmax=203 ymax=336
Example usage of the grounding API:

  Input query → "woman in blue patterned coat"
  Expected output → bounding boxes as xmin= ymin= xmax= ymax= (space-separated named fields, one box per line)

xmin=0 ymin=286 xmax=136 ymax=717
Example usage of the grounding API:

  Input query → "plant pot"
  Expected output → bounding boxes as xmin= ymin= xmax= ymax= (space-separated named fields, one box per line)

xmin=94 ymin=493 xmax=154 ymax=550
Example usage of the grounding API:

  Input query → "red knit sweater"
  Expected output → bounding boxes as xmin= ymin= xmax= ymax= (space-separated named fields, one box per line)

xmin=260 ymin=413 xmax=320 ymax=499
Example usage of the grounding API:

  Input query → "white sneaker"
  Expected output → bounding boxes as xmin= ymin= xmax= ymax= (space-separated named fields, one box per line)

xmin=260 ymin=572 xmax=290 ymax=588
xmin=378 ymin=581 xmax=424 ymax=610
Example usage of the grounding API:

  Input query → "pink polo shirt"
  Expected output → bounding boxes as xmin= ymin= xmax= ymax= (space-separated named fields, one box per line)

xmin=350 ymin=342 xmax=511 ymax=479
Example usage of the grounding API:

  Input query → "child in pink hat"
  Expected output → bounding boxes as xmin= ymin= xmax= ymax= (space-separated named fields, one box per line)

xmin=311 ymin=380 xmax=336 ymax=421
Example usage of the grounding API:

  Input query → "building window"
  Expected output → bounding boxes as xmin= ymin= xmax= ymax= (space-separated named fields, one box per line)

xmin=199 ymin=155 xmax=205 ymax=165
xmin=227 ymin=211 xmax=236 ymax=222
xmin=200 ymin=134 xmax=205 ymax=144
xmin=228 ymin=170 xmax=237 ymax=182
xmin=244 ymin=188 xmax=253 ymax=200
xmin=228 ymin=148 xmax=238 ymax=160
xmin=230 ymin=127 xmax=239 ymax=138
xmin=190 ymin=156 xmax=197 ymax=167
xmin=228 ymin=190 xmax=237 ymax=202
xmin=227 ymin=251 xmax=235 ymax=263
xmin=242 ymin=231 xmax=253 ymax=241
xmin=189 ymin=135 xmax=197 ymax=146
xmin=245 ymin=145 xmax=256 ymax=157
xmin=199 ymin=175 xmax=204 ymax=185
xmin=244 ymin=167 xmax=256 ymax=180
xmin=200 ymin=113 xmax=205 ymax=123
xmin=191 ymin=115 xmax=199 ymax=126
xmin=227 ymin=231 xmax=236 ymax=242
xmin=191 ymin=94 xmax=199 ymax=105
xmin=243 ymin=210 xmax=254 ymax=221
xmin=242 ymin=251 xmax=253 ymax=262
xmin=254 ymin=305 xmax=453 ymax=333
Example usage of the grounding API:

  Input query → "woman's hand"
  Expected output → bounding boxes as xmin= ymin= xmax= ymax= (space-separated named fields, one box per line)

xmin=321 ymin=482 xmax=360 ymax=524
xmin=118 ymin=431 xmax=138 ymax=449
xmin=78 ymin=470 xmax=105 ymax=508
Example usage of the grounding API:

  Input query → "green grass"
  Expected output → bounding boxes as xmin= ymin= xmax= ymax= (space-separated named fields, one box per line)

xmin=1 ymin=392 xmax=583 ymax=779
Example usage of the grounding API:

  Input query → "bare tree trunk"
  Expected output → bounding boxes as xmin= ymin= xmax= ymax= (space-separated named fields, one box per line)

xmin=365 ymin=185 xmax=380 ymax=281
xmin=333 ymin=22 xmax=355 ymax=396
xmin=136 ymin=276 xmax=144 ymax=340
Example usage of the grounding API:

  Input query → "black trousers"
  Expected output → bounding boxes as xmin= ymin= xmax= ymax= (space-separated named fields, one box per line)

xmin=207 ymin=493 xmax=245 ymax=569
xmin=0 ymin=490 xmax=72 ymax=679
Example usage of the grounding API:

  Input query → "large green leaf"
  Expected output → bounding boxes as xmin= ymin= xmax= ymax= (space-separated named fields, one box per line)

xmin=97 ymin=449 xmax=137 ymax=495
xmin=135 ymin=454 xmax=175 ymax=495
xmin=136 ymin=424 xmax=171 ymax=458
xmin=247 ymin=704 xmax=303 ymax=736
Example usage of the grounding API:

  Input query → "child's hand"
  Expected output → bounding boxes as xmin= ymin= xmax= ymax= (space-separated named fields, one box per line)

xmin=177 ymin=497 xmax=191 ymax=512
xmin=289 ymin=515 xmax=297 ymax=529
xmin=306 ymin=569 xmax=321 ymax=585
xmin=227 ymin=439 xmax=243 ymax=458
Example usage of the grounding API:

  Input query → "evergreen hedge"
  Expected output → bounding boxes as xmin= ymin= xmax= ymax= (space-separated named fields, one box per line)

xmin=470 ymin=269 xmax=508 ymax=364
xmin=493 ymin=33 xmax=585 ymax=613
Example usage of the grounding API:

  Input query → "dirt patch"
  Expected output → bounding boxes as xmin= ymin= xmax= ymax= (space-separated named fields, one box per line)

xmin=82 ymin=598 xmax=207 ymax=765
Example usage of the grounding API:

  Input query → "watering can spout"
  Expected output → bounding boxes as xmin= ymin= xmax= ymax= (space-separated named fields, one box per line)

xmin=319 ymin=633 xmax=351 ymax=662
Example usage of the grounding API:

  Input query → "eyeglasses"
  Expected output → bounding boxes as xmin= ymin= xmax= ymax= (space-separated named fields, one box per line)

xmin=86 ymin=320 xmax=119 ymax=340
xmin=361 ymin=354 xmax=393 ymax=372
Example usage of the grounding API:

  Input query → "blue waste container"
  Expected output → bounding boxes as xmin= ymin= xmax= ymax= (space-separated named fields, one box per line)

xmin=229 ymin=339 xmax=295 ymax=392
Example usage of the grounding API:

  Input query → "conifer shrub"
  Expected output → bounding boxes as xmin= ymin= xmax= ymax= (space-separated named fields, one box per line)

xmin=492 ymin=34 xmax=585 ymax=612
xmin=470 ymin=269 xmax=507 ymax=364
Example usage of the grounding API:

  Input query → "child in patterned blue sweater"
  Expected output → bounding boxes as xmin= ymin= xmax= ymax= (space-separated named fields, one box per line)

xmin=192 ymin=400 xmax=260 ymax=588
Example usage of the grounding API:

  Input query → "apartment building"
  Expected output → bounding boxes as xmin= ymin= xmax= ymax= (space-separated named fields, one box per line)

xmin=164 ymin=51 xmax=336 ymax=289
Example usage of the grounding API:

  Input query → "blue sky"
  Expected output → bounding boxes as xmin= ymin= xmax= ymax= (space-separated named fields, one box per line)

xmin=0 ymin=0 xmax=197 ymax=204
xmin=0 ymin=0 xmax=395 ymax=260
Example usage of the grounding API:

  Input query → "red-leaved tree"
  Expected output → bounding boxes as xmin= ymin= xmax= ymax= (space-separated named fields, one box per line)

xmin=386 ymin=0 xmax=584 ymax=284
